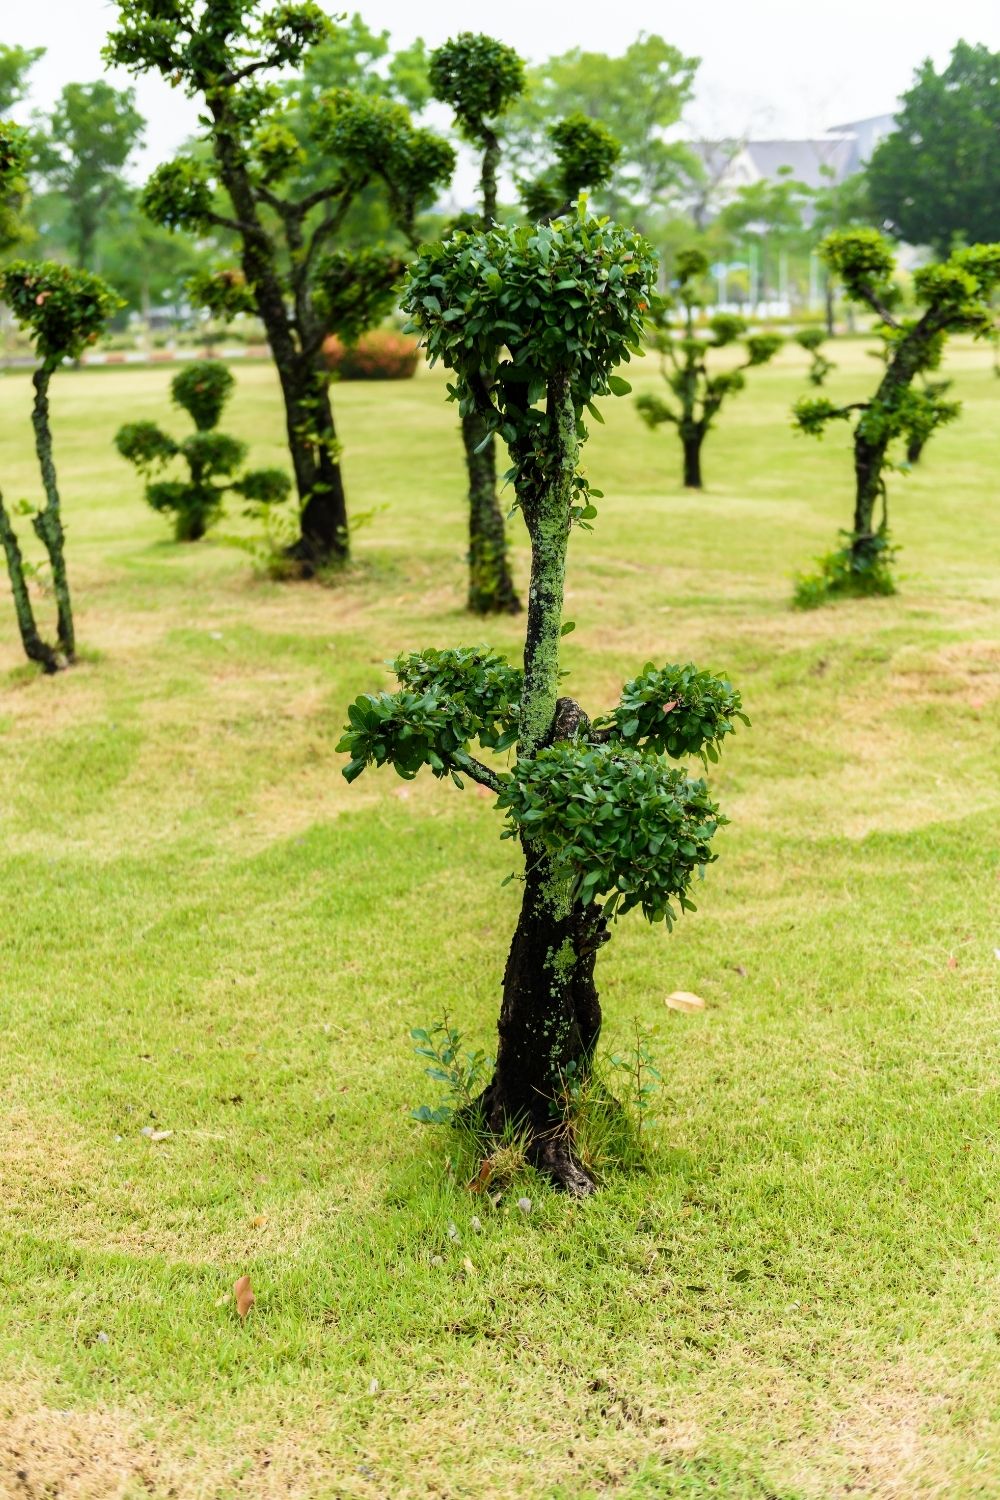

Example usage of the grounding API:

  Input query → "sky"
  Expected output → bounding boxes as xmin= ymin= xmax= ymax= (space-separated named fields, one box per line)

xmin=7 ymin=0 xmax=1000 ymax=175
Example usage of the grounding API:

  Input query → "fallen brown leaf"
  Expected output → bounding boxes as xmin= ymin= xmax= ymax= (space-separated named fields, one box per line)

xmin=665 ymin=991 xmax=706 ymax=1013
xmin=234 ymin=1275 xmax=255 ymax=1319
xmin=467 ymin=1158 xmax=494 ymax=1194
xmin=251 ymin=1214 xmax=267 ymax=1229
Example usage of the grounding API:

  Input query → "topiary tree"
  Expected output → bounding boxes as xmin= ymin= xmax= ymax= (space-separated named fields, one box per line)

xmin=795 ymin=326 xmax=835 ymax=387
xmin=429 ymin=33 xmax=621 ymax=617
xmin=115 ymin=360 xmax=291 ymax=541
xmin=636 ymin=249 xmax=783 ymax=489
xmin=338 ymin=210 xmax=748 ymax=1194
xmin=791 ymin=230 xmax=1000 ymax=606
xmin=0 ymin=260 xmax=120 ymax=672
xmin=105 ymin=2 xmax=454 ymax=572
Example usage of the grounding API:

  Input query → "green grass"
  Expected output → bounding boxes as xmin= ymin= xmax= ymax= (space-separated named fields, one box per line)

xmin=0 ymin=338 xmax=998 ymax=1498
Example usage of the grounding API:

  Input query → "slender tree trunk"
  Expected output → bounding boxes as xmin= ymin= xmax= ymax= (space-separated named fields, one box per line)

xmin=457 ymin=129 xmax=521 ymax=614
xmin=682 ymin=433 xmax=704 ymax=489
xmin=0 ymin=490 xmax=60 ymax=673
xmin=30 ymin=366 xmax=74 ymax=660
xmin=479 ymin=374 xmax=602 ymax=1193
xmin=463 ymin=409 xmax=520 ymax=614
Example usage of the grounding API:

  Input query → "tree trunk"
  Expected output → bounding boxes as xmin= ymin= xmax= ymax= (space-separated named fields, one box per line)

xmin=283 ymin=354 xmax=349 ymax=570
xmin=0 ymin=490 xmax=61 ymax=673
xmin=30 ymin=366 xmax=75 ymax=660
xmin=210 ymin=112 xmax=349 ymax=570
xmin=479 ymin=845 xmax=607 ymax=1195
xmin=906 ymin=434 xmax=925 ymax=466
xmin=463 ymin=408 xmax=520 ymax=615
xmin=851 ymin=434 xmax=888 ymax=566
xmin=682 ymin=433 xmax=704 ymax=489
xmin=478 ymin=373 xmax=603 ymax=1192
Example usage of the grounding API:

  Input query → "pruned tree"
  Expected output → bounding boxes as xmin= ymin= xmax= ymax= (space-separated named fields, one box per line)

xmin=0 ymin=259 xmax=120 ymax=671
xmin=339 ymin=210 xmax=747 ymax=1194
xmin=115 ymin=360 xmax=290 ymax=540
xmin=105 ymin=1 xmax=454 ymax=572
xmin=33 ymin=81 xmax=145 ymax=269
xmin=429 ymin=33 xmax=621 ymax=617
xmin=792 ymin=230 xmax=1000 ymax=606
xmin=636 ymin=249 xmax=783 ymax=489
xmin=795 ymin=327 xmax=835 ymax=387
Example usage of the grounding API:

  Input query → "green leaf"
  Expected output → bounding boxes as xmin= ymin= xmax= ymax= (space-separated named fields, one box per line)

xmin=560 ymin=620 xmax=576 ymax=636
xmin=608 ymin=375 xmax=632 ymax=396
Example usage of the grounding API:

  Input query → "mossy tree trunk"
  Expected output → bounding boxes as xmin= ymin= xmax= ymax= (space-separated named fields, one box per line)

xmin=464 ymin=408 xmax=521 ymax=614
xmin=851 ymin=329 xmax=928 ymax=565
xmin=458 ymin=125 xmax=521 ymax=615
xmin=477 ymin=374 xmax=602 ymax=1193
xmin=0 ymin=489 xmax=60 ymax=673
xmin=29 ymin=364 xmax=75 ymax=661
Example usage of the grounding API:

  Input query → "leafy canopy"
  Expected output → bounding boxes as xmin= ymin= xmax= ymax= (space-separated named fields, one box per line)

xmin=402 ymin=207 xmax=657 ymax=442
xmin=1 ymin=260 xmax=122 ymax=364
xmin=866 ymin=41 xmax=1000 ymax=255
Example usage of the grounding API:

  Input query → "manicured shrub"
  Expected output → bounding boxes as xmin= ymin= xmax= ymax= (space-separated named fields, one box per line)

xmin=322 ymin=329 xmax=420 ymax=380
xmin=115 ymin=360 xmax=290 ymax=541
xmin=791 ymin=230 xmax=1000 ymax=605
xmin=636 ymin=249 xmax=783 ymax=489
xmin=340 ymin=210 xmax=748 ymax=1194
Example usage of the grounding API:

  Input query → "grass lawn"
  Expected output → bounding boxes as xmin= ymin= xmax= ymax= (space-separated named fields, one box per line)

xmin=0 ymin=337 xmax=998 ymax=1499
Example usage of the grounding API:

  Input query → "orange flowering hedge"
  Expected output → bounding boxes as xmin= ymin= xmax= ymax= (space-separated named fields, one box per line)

xmin=322 ymin=329 xmax=421 ymax=380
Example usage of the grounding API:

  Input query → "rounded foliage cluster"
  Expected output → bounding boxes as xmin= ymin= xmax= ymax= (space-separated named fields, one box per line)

xmin=338 ymin=646 xmax=521 ymax=784
xmin=115 ymin=421 xmax=179 ymax=473
xmin=1 ymin=260 xmax=120 ymax=363
xmin=521 ymin=114 xmax=621 ymax=222
xmin=497 ymin=743 xmax=724 ymax=925
xmin=141 ymin=157 xmax=214 ymax=231
xmin=187 ymin=268 xmax=257 ymax=321
xmin=403 ymin=208 xmax=657 ymax=430
xmin=820 ymin=229 xmax=895 ymax=300
xmin=322 ymin=330 xmax=420 ymax=381
xmin=171 ymin=360 xmax=235 ymax=431
xmin=597 ymin=662 xmax=748 ymax=764
xmin=429 ymin=33 xmax=525 ymax=140
xmin=675 ymin=247 xmax=709 ymax=285
xmin=313 ymin=248 xmax=406 ymax=344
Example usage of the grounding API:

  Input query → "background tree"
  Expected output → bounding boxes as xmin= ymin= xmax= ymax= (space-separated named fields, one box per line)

xmin=430 ymin=33 xmax=622 ymax=616
xmin=33 ymin=81 xmax=145 ymax=269
xmin=636 ymin=249 xmax=782 ymax=489
xmin=866 ymin=41 xmax=1000 ymax=256
xmin=718 ymin=172 xmax=810 ymax=307
xmin=340 ymin=210 xmax=747 ymax=1194
xmin=429 ymin=32 xmax=526 ymax=617
xmin=792 ymin=229 xmax=1000 ymax=605
xmin=506 ymin=34 xmax=698 ymax=230
xmin=106 ymin=1 xmax=454 ymax=572
xmin=116 ymin=361 xmax=291 ymax=541
xmin=0 ymin=43 xmax=43 ymax=115
xmin=0 ymin=257 xmax=120 ymax=671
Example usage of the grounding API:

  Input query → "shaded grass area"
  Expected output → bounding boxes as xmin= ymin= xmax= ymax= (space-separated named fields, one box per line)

xmin=0 ymin=339 xmax=998 ymax=1497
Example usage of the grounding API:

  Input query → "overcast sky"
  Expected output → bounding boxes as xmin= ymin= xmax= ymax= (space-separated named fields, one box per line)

xmin=7 ymin=0 xmax=1000 ymax=174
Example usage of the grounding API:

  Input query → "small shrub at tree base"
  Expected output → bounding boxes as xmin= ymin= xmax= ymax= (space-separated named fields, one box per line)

xmin=322 ymin=330 xmax=420 ymax=381
xmin=340 ymin=208 xmax=748 ymax=1197
xmin=115 ymin=360 xmax=291 ymax=541
xmin=793 ymin=530 xmax=899 ymax=610
xmin=791 ymin=229 xmax=1000 ymax=606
